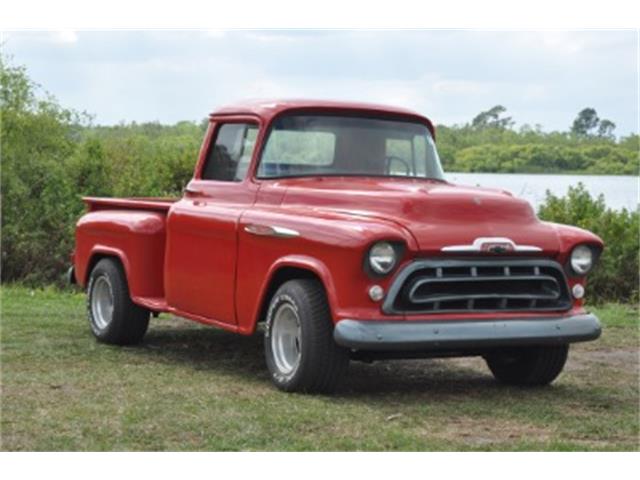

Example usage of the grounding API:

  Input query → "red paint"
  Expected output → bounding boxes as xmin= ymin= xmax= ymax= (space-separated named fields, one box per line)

xmin=72 ymin=100 xmax=604 ymax=335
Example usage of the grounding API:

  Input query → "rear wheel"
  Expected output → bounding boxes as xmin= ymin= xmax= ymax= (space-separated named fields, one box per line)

xmin=87 ymin=258 xmax=149 ymax=345
xmin=485 ymin=345 xmax=569 ymax=386
xmin=264 ymin=279 xmax=349 ymax=393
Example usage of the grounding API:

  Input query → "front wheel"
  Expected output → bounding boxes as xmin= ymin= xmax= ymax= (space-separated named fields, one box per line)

xmin=264 ymin=279 xmax=349 ymax=393
xmin=485 ymin=345 xmax=569 ymax=386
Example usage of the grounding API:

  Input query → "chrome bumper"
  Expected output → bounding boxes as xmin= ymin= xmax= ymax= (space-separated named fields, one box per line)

xmin=333 ymin=313 xmax=601 ymax=351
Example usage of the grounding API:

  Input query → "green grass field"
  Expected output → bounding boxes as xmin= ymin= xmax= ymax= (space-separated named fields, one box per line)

xmin=1 ymin=286 xmax=638 ymax=451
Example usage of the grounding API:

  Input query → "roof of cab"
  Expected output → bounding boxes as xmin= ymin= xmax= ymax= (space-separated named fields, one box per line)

xmin=210 ymin=99 xmax=435 ymax=136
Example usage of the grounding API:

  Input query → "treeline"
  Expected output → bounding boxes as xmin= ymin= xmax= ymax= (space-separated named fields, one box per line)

xmin=436 ymin=105 xmax=638 ymax=174
xmin=1 ymin=58 xmax=638 ymax=301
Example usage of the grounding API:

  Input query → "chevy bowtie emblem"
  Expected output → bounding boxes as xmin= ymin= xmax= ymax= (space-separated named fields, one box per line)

xmin=441 ymin=237 xmax=542 ymax=253
xmin=484 ymin=242 xmax=512 ymax=253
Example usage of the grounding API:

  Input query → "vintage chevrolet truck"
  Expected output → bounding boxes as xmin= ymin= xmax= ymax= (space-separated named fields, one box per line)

xmin=70 ymin=99 xmax=603 ymax=393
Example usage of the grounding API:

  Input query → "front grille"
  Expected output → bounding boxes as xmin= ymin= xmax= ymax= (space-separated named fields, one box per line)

xmin=383 ymin=258 xmax=572 ymax=314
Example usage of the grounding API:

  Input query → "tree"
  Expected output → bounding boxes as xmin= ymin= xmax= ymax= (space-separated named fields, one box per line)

xmin=571 ymin=108 xmax=617 ymax=139
xmin=571 ymin=108 xmax=600 ymax=136
xmin=471 ymin=105 xmax=514 ymax=130
xmin=597 ymin=119 xmax=616 ymax=139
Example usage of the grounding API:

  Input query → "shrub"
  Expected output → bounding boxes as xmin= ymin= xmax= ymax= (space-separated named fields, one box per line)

xmin=1 ymin=59 xmax=87 ymax=284
xmin=1 ymin=59 xmax=201 ymax=285
xmin=538 ymin=184 xmax=639 ymax=303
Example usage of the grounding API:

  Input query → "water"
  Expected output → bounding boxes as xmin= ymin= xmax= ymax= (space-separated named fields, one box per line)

xmin=446 ymin=172 xmax=639 ymax=212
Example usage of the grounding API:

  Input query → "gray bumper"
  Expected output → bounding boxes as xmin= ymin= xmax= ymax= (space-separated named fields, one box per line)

xmin=333 ymin=313 xmax=601 ymax=351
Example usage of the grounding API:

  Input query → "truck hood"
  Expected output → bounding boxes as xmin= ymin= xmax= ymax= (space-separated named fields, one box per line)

xmin=280 ymin=177 xmax=561 ymax=254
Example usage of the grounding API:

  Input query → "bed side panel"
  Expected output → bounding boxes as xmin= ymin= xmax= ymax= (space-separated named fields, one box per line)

xmin=74 ymin=210 xmax=166 ymax=300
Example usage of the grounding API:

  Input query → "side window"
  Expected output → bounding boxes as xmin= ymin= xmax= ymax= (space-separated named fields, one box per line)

xmin=201 ymin=123 xmax=258 ymax=181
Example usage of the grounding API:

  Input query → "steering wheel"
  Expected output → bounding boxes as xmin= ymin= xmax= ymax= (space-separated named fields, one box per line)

xmin=385 ymin=155 xmax=411 ymax=175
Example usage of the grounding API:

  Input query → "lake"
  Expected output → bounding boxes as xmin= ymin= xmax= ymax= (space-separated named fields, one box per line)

xmin=446 ymin=172 xmax=639 ymax=211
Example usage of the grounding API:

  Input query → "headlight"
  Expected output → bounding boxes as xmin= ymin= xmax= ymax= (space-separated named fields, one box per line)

xmin=369 ymin=242 xmax=397 ymax=275
xmin=570 ymin=245 xmax=594 ymax=275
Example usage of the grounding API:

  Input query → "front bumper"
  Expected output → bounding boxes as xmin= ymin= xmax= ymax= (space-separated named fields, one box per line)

xmin=333 ymin=313 xmax=601 ymax=351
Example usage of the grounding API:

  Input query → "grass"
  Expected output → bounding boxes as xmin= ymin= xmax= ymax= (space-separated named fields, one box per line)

xmin=1 ymin=285 xmax=638 ymax=451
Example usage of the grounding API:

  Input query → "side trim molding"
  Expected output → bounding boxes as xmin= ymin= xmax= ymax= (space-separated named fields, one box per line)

xmin=244 ymin=224 xmax=300 ymax=238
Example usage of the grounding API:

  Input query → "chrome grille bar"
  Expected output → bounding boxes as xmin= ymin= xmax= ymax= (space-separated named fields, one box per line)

xmin=382 ymin=258 xmax=572 ymax=315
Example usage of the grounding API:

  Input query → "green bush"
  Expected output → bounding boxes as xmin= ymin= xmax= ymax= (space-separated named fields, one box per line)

xmin=89 ymin=123 xmax=203 ymax=197
xmin=538 ymin=184 xmax=639 ymax=303
xmin=0 ymin=58 xmax=203 ymax=285
xmin=1 ymin=60 xmax=87 ymax=284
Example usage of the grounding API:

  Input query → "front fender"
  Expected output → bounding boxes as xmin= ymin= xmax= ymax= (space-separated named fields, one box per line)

xmin=543 ymin=221 xmax=604 ymax=264
xmin=241 ymin=255 xmax=339 ymax=335
xmin=235 ymin=207 xmax=413 ymax=334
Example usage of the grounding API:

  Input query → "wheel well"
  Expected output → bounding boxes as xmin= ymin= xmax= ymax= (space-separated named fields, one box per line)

xmin=85 ymin=253 xmax=124 ymax=285
xmin=256 ymin=267 xmax=325 ymax=325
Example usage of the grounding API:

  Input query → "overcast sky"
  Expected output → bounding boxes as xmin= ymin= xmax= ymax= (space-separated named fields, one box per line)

xmin=2 ymin=30 xmax=638 ymax=134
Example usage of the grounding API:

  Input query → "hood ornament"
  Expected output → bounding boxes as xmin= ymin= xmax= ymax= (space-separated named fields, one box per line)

xmin=441 ymin=237 xmax=542 ymax=253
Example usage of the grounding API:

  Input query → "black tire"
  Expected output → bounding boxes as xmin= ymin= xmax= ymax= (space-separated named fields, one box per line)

xmin=485 ymin=345 xmax=569 ymax=386
xmin=264 ymin=279 xmax=349 ymax=393
xmin=87 ymin=258 xmax=150 ymax=345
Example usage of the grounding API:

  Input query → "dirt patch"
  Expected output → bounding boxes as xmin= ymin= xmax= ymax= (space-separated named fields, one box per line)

xmin=426 ymin=416 xmax=553 ymax=447
xmin=567 ymin=347 xmax=639 ymax=371
xmin=565 ymin=347 xmax=640 ymax=385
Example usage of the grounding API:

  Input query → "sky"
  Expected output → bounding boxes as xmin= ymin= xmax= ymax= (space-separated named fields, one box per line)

xmin=2 ymin=30 xmax=638 ymax=134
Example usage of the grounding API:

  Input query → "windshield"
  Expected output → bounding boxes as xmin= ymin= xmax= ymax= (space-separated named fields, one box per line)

xmin=257 ymin=115 xmax=445 ymax=180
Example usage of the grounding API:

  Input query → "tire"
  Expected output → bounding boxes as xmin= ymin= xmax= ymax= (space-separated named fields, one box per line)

xmin=264 ymin=279 xmax=349 ymax=393
xmin=87 ymin=258 xmax=150 ymax=345
xmin=485 ymin=345 xmax=569 ymax=386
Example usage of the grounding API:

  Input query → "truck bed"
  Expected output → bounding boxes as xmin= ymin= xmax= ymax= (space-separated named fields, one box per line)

xmin=75 ymin=197 xmax=177 ymax=307
xmin=83 ymin=196 xmax=178 ymax=212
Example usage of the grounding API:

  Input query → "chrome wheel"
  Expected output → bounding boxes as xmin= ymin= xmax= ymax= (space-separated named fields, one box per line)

xmin=271 ymin=303 xmax=302 ymax=375
xmin=91 ymin=275 xmax=114 ymax=330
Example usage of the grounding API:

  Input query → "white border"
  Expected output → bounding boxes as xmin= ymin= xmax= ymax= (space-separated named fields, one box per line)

xmin=0 ymin=0 xmax=639 ymax=29
xmin=0 ymin=452 xmax=638 ymax=479
xmin=1 ymin=0 xmax=638 ymax=473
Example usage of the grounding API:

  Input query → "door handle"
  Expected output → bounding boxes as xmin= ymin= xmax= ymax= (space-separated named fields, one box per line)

xmin=183 ymin=185 xmax=204 ymax=197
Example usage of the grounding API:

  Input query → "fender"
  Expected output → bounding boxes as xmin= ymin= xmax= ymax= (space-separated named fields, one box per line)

xmin=245 ymin=254 xmax=337 ymax=334
xmin=543 ymin=221 xmax=605 ymax=264
xmin=74 ymin=210 xmax=167 ymax=299
xmin=79 ymin=245 xmax=130 ymax=288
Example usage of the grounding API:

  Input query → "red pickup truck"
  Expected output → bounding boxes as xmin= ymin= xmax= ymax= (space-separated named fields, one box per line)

xmin=70 ymin=100 xmax=603 ymax=393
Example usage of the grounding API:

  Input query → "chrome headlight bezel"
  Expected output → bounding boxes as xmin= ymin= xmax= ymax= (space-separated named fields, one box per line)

xmin=569 ymin=244 xmax=595 ymax=276
xmin=367 ymin=241 xmax=400 ymax=276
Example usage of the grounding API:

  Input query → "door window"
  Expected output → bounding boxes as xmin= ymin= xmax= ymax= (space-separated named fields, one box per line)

xmin=201 ymin=123 xmax=258 ymax=181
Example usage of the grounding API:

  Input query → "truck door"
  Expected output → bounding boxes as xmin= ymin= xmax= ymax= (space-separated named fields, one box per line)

xmin=164 ymin=120 xmax=259 ymax=325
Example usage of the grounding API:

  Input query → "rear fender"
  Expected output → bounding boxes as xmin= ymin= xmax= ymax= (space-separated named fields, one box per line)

xmin=83 ymin=246 xmax=131 ymax=286
xmin=74 ymin=210 xmax=166 ymax=299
